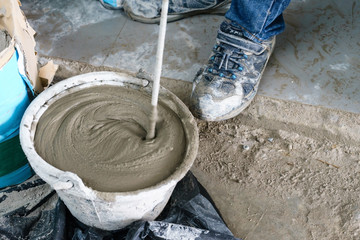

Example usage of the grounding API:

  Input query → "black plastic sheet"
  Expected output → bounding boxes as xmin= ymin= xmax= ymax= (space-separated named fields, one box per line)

xmin=0 ymin=172 xmax=240 ymax=240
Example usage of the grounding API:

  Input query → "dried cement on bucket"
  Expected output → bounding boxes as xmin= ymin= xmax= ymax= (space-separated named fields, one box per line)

xmin=0 ymin=30 xmax=11 ymax=52
xmin=34 ymin=85 xmax=186 ymax=192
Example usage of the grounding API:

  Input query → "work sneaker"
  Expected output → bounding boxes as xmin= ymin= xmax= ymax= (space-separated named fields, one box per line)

xmin=123 ymin=0 xmax=231 ymax=23
xmin=99 ymin=0 xmax=124 ymax=10
xmin=190 ymin=20 xmax=275 ymax=121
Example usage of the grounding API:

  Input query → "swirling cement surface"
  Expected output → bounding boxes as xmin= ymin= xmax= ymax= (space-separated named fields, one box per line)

xmin=34 ymin=85 xmax=186 ymax=192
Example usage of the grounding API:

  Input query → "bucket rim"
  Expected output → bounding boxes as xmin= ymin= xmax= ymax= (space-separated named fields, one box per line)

xmin=20 ymin=71 xmax=199 ymax=198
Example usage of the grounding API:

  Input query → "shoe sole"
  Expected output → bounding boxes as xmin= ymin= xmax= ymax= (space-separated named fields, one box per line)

xmin=198 ymin=37 xmax=276 ymax=122
xmin=124 ymin=0 xmax=231 ymax=24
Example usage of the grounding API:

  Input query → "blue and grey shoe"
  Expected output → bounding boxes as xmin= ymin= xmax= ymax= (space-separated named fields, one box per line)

xmin=190 ymin=20 xmax=275 ymax=121
xmin=123 ymin=0 xmax=230 ymax=23
xmin=99 ymin=0 xmax=124 ymax=10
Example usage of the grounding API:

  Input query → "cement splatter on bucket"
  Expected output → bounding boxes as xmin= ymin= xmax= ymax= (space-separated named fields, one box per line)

xmin=19 ymin=72 xmax=199 ymax=230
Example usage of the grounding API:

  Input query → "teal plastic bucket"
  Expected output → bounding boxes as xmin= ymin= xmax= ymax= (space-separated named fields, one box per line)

xmin=0 ymin=48 xmax=34 ymax=188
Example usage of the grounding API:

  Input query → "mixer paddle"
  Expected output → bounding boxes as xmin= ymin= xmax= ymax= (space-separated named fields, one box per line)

xmin=146 ymin=0 xmax=169 ymax=140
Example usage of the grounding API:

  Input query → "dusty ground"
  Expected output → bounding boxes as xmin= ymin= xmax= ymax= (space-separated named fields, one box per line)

xmin=193 ymin=117 xmax=360 ymax=239
xmin=40 ymin=57 xmax=360 ymax=239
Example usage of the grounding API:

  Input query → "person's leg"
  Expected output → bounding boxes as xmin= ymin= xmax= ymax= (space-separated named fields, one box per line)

xmin=190 ymin=0 xmax=291 ymax=121
xmin=225 ymin=0 xmax=290 ymax=41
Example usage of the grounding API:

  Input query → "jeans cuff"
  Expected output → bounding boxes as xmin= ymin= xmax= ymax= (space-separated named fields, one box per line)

xmin=225 ymin=18 xmax=266 ymax=43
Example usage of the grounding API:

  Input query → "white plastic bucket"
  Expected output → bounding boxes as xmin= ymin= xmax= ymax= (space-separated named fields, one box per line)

xmin=19 ymin=71 xmax=199 ymax=230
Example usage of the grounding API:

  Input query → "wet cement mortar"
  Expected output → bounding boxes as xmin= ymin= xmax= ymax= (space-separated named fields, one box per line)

xmin=36 ymin=58 xmax=360 ymax=239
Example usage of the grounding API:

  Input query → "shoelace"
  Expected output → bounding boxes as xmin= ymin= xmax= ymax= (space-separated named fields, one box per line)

xmin=207 ymin=43 xmax=248 ymax=80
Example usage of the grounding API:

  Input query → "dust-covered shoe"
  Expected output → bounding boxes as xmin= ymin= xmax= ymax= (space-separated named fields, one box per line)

xmin=190 ymin=20 xmax=276 ymax=121
xmin=99 ymin=0 xmax=124 ymax=10
xmin=123 ymin=0 xmax=230 ymax=23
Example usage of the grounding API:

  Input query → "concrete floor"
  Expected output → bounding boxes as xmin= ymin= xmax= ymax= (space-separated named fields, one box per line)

xmin=21 ymin=0 xmax=360 ymax=113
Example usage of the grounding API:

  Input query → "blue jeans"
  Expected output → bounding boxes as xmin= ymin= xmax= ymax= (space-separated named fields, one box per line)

xmin=225 ymin=0 xmax=291 ymax=42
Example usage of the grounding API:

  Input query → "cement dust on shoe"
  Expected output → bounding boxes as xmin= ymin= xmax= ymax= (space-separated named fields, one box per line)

xmin=34 ymin=85 xmax=186 ymax=192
